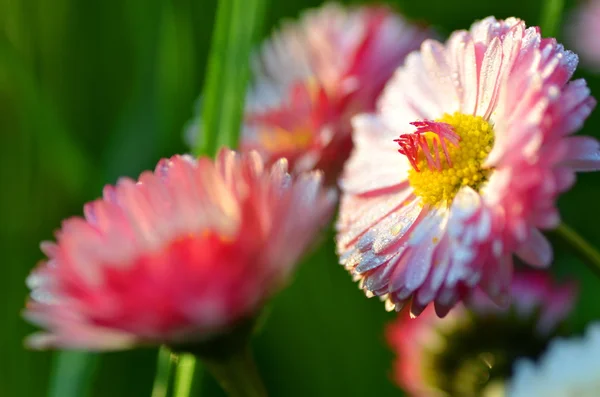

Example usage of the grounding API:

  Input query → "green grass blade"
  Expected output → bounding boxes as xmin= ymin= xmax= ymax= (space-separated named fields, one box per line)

xmin=48 ymin=351 xmax=100 ymax=397
xmin=196 ymin=0 xmax=266 ymax=156
xmin=151 ymin=347 xmax=176 ymax=397
xmin=540 ymin=0 xmax=564 ymax=37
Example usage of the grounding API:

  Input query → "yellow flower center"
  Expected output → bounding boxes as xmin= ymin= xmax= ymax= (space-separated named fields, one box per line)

xmin=256 ymin=78 xmax=322 ymax=153
xmin=398 ymin=112 xmax=495 ymax=207
xmin=259 ymin=125 xmax=313 ymax=152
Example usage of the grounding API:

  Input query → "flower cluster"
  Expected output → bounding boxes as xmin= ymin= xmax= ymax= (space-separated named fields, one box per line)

xmin=24 ymin=3 xmax=600 ymax=397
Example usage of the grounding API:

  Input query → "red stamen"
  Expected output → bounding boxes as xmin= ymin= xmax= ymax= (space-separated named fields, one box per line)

xmin=394 ymin=120 xmax=460 ymax=172
xmin=393 ymin=134 xmax=421 ymax=171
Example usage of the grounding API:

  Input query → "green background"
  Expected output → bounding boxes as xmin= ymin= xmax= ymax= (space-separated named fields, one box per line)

xmin=1 ymin=0 xmax=599 ymax=395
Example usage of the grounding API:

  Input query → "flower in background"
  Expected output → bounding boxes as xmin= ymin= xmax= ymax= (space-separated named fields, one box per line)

xmin=386 ymin=271 xmax=577 ymax=397
xmin=509 ymin=322 xmax=600 ymax=397
xmin=242 ymin=3 xmax=432 ymax=183
xmin=566 ymin=0 xmax=600 ymax=71
xmin=337 ymin=16 xmax=599 ymax=316
xmin=24 ymin=149 xmax=336 ymax=350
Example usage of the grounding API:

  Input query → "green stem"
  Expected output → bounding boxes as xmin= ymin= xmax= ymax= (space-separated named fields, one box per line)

xmin=203 ymin=345 xmax=267 ymax=397
xmin=540 ymin=0 xmax=565 ymax=37
xmin=151 ymin=346 xmax=175 ymax=397
xmin=173 ymin=353 xmax=202 ymax=397
xmin=554 ymin=223 xmax=600 ymax=277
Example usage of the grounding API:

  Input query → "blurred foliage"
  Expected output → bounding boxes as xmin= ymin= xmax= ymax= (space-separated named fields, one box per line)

xmin=1 ymin=0 xmax=599 ymax=396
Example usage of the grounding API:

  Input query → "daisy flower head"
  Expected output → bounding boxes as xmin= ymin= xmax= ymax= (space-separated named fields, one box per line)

xmin=509 ymin=322 xmax=600 ymax=397
xmin=387 ymin=271 xmax=577 ymax=397
xmin=337 ymin=16 xmax=600 ymax=317
xmin=242 ymin=3 xmax=432 ymax=183
xmin=24 ymin=149 xmax=336 ymax=350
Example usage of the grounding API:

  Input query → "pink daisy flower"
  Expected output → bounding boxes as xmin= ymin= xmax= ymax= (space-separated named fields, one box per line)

xmin=337 ymin=16 xmax=599 ymax=317
xmin=24 ymin=149 xmax=336 ymax=350
xmin=566 ymin=0 xmax=600 ymax=71
xmin=242 ymin=3 xmax=432 ymax=183
xmin=386 ymin=271 xmax=577 ymax=397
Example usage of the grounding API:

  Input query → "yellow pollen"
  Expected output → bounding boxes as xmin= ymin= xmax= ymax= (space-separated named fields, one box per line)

xmin=407 ymin=112 xmax=494 ymax=206
xmin=259 ymin=126 xmax=313 ymax=152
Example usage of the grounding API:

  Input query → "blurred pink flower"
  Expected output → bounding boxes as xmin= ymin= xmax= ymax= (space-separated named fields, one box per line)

xmin=386 ymin=271 xmax=577 ymax=397
xmin=566 ymin=0 xmax=600 ymax=71
xmin=337 ymin=17 xmax=599 ymax=316
xmin=24 ymin=149 xmax=336 ymax=350
xmin=242 ymin=3 xmax=432 ymax=183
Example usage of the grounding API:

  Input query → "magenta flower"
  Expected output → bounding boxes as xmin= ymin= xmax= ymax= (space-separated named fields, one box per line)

xmin=337 ymin=17 xmax=599 ymax=316
xmin=24 ymin=149 xmax=336 ymax=350
xmin=242 ymin=3 xmax=432 ymax=182
xmin=386 ymin=271 xmax=577 ymax=397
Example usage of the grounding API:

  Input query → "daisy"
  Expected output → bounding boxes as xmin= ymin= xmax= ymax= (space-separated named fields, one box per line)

xmin=387 ymin=271 xmax=577 ymax=396
xmin=24 ymin=148 xmax=336 ymax=350
xmin=242 ymin=3 xmax=432 ymax=182
xmin=337 ymin=16 xmax=599 ymax=317
xmin=509 ymin=322 xmax=600 ymax=397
